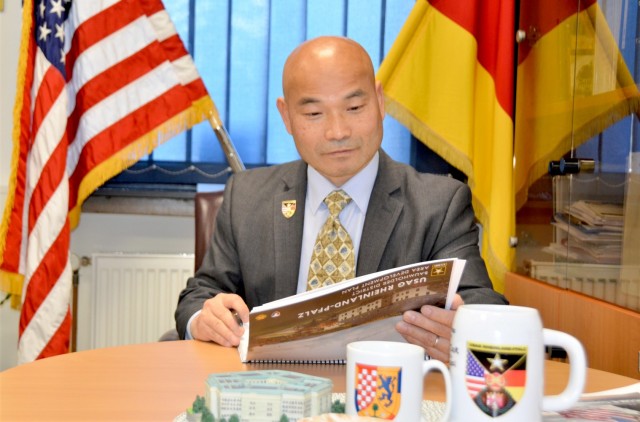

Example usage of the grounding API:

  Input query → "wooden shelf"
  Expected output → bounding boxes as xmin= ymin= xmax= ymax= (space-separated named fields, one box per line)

xmin=504 ymin=271 xmax=640 ymax=379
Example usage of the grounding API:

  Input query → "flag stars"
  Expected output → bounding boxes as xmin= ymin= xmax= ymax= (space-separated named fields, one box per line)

xmin=39 ymin=0 xmax=46 ymax=18
xmin=50 ymin=0 xmax=65 ymax=19
xmin=39 ymin=22 xmax=52 ymax=42
xmin=55 ymin=22 xmax=65 ymax=42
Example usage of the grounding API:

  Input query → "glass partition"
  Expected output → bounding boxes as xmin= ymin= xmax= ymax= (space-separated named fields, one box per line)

xmin=514 ymin=0 xmax=639 ymax=312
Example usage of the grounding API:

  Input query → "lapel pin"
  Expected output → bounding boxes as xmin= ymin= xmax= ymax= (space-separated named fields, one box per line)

xmin=281 ymin=200 xmax=296 ymax=219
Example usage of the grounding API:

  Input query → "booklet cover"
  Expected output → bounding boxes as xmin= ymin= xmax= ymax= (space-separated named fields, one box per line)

xmin=238 ymin=258 xmax=465 ymax=363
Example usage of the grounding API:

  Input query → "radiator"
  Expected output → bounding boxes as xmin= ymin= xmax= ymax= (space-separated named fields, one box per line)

xmin=90 ymin=253 xmax=194 ymax=349
xmin=527 ymin=260 xmax=640 ymax=312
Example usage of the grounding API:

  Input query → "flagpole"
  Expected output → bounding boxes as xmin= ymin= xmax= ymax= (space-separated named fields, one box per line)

xmin=207 ymin=110 xmax=245 ymax=174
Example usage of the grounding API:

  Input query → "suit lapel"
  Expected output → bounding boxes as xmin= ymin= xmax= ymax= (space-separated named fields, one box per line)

xmin=270 ymin=153 xmax=402 ymax=291
xmin=273 ymin=162 xmax=307 ymax=299
xmin=357 ymin=152 xmax=403 ymax=275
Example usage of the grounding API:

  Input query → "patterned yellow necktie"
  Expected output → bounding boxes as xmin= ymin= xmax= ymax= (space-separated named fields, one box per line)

xmin=307 ymin=189 xmax=355 ymax=290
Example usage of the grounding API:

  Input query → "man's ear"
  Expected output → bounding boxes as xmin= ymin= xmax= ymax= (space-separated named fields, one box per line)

xmin=276 ymin=97 xmax=293 ymax=135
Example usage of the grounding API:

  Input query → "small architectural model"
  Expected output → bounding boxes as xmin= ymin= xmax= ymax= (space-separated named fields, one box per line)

xmin=205 ymin=370 xmax=333 ymax=421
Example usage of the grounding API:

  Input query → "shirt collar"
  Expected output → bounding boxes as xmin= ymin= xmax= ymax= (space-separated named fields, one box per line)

xmin=307 ymin=151 xmax=379 ymax=214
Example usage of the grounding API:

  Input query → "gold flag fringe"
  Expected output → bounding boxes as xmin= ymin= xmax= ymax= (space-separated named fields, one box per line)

xmin=515 ymin=93 xmax=640 ymax=211
xmin=472 ymin=195 xmax=513 ymax=294
xmin=515 ymin=2 xmax=640 ymax=210
xmin=68 ymin=95 xmax=215 ymax=229
xmin=382 ymin=95 xmax=515 ymax=293
xmin=383 ymin=97 xmax=475 ymax=189
xmin=1 ymin=80 xmax=214 ymax=307
xmin=0 ymin=0 xmax=35 ymax=309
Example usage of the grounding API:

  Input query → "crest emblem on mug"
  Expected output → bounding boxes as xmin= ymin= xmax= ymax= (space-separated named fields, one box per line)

xmin=465 ymin=343 xmax=527 ymax=417
xmin=354 ymin=363 xmax=402 ymax=419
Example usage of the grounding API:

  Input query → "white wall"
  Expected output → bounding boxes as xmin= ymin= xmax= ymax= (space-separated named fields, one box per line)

xmin=0 ymin=5 xmax=194 ymax=371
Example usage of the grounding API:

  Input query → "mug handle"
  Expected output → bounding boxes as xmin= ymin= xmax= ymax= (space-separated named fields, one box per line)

xmin=542 ymin=329 xmax=587 ymax=412
xmin=422 ymin=360 xmax=452 ymax=422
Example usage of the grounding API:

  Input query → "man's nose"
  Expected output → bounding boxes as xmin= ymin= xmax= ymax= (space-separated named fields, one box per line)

xmin=324 ymin=112 xmax=351 ymax=140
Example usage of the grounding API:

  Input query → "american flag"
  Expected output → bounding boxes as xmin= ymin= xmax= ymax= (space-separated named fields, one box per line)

xmin=466 ymin=350 xmax=488 ymax=398
xmin=0 ymin=0 xmax=215 ymax=363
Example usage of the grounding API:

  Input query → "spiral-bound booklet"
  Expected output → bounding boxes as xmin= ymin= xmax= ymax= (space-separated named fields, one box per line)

xmin=238 ymin=258 xmax=465 ymax=364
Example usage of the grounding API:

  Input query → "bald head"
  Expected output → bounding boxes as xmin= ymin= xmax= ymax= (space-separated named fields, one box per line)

xmin=282 ymin=36 xmax=376 ymax=99
xmin=276 ymin=36 xmax=385 ymax=186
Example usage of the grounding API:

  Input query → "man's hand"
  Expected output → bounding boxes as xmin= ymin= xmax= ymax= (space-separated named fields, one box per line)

xmin=191 ymin=293 xmax=250 ymax=347
xmin=395 ymin=294 xmax=464 ymax=363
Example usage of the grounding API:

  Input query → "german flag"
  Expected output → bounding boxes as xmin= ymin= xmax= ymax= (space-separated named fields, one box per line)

xmin=377 ymin=0 xmax=515 ymax=292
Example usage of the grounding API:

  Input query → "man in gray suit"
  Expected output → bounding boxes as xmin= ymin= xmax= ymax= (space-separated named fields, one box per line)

xmin=176 ymin=36 xmax=507 ymax=362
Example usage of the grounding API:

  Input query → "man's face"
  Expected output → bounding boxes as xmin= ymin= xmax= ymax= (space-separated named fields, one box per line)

xmin=485 ymin=372 xmax=506 ymax=392
xmin=277 ymin=42 xmax=385 ymax=187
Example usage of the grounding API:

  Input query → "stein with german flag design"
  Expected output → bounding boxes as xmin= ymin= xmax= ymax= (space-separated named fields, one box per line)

xmin=449 ymin=305 xmax=587 ymax=421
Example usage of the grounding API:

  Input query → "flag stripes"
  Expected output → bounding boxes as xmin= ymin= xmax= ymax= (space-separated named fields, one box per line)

xmin=1 ymin=0 xmax=216 ymax=362
xmin=466 ymin=350 xmax=487 ymax=397
xmin=466 ymin=374 xmax=486 ymax=397
xmin=18 ymin=24 xmax=72 ymax=363
xmin=64 ymin=0 xmax=210 ymax=225
xmin=429 ymin=1 xmax=513 ymax=114
xmin=516 ymin=0 xmax=596 ymax=67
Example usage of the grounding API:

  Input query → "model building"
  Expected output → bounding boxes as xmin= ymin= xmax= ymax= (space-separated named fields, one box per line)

xmin=206 ymin=370 xmax=333 ymax=421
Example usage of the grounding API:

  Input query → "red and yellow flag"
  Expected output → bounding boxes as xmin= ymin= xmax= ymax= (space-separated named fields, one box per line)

xmin=515 ymin=0 xmax=640 ymax=208
xmin=377 ymin=0 xmax=515 ymax=292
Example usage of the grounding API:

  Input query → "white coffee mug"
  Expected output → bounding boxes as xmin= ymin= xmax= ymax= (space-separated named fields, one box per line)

xmin=449 ymin=304 xmax=587 ymax=421
xmin=346 ymin=341 xmax=451 ymax=421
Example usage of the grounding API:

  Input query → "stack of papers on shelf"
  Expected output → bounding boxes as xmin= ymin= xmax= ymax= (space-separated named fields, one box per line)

xmin=545 ymin=200 xmax=624 ymax=265
xmin=568 ymin=201 xmax=624 ymax=228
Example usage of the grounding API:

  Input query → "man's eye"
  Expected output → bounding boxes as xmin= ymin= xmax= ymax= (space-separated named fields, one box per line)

xmin=348 ymin=105 xmax=364 ymax=112
xmin=304 ymin=112 xmax=322 ymax=117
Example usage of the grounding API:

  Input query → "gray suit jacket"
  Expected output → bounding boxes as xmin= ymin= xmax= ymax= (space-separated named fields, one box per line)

xmin=175 ymin=150 xmax=507 ymax=338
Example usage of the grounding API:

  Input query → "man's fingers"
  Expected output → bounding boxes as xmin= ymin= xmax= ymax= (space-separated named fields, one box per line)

xmin=397 ymin=323 xmax=450 ymax=363
xmin=218 ymin=293 xmax=250 ymax=322
xmin=193 ymin=309 xmax=241 ymax=346
xmin=419 ymin=305 xmax=456 ymax=334
xmin=210 ymin=302 xmax=244 ymax=336
xmin=198 ymin=314 xmax=235 ymax=347
xmin=401 ymin=308 xmax=451 ymax=341
xmin=194 ymin=293 xmax=248 ymax=346
xmin=396 ymin=314 xmax=432 ymax=344
xmin=395 ymin=303 xmax=459 ymax=365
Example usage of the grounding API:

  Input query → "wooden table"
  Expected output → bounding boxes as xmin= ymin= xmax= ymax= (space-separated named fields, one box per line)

xmin=1 ymin=340 xmax=637 ymax=421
